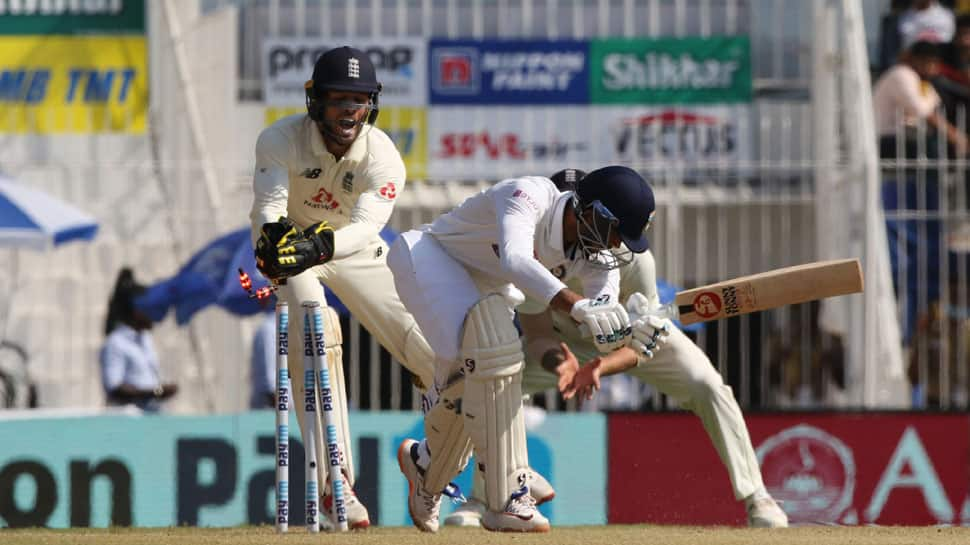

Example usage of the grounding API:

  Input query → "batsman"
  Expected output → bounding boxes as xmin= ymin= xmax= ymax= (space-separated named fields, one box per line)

xmin=249 ymin=45 xmax=435 ymax=529
xmin=387 ymin=166 xmax=666 ymax=532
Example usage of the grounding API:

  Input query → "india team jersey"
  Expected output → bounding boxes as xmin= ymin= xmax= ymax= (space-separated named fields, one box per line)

xmin=426 ymin=176 xmax=619 ymax=308
xmin=250 ymin=114 xmax=405 ymax=261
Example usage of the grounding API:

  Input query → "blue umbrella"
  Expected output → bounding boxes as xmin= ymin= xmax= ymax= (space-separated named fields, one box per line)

xmin=136 ymin=225 xmax=399 ymax=325
xmin=0 ymin=175 xmax=98 ymax=250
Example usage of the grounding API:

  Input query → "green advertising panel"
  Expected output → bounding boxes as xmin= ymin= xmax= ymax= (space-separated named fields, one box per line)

xmin=0 ymin=410 xmax=606 ymax=528
xmin=590 ymin=36 xmax=751 ymax=104
xmin=0 ymin=0 xmax=144 ymax=35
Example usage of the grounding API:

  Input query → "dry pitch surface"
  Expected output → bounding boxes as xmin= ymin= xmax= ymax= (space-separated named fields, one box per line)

xmin=2 ymin=526 xmax=967 ymax=545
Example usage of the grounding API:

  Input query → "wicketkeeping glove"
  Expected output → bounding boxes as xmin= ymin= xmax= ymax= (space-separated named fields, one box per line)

xmin=255 ymin=219 xmax=335 ymax=282
xmin=570 ymin=294 xmax=631 ymax=353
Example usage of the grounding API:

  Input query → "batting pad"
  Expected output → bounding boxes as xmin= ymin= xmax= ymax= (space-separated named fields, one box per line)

xmin=321 ymin=305 xmax=354 ymax=487
xmin=460 ymin=294 xmax=528 ymax=511
xmin=304 ymin=305 xmax=354 ymax=491
xmin=422 ymin=374 xmax=473 ymax=494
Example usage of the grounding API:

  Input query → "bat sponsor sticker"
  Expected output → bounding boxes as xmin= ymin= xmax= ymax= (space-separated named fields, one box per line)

xmin=691 ymin=291 xmax=722 ymax=318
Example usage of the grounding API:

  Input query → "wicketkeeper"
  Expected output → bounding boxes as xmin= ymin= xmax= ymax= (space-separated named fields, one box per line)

xmin=250 ymin=46 xmax=435 ymax=529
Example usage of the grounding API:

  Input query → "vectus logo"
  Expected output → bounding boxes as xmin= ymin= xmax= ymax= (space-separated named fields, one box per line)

xmin=613 ymin=111 xmax=736 ymax=160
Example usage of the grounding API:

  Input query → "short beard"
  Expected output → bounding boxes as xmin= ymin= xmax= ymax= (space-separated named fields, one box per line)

xmin=319 ymin=118 xmax=362 ymax=148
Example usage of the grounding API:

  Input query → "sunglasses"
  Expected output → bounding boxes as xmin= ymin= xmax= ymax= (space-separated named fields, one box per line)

xmin=323 ymin=100 xmax=374 ymax=111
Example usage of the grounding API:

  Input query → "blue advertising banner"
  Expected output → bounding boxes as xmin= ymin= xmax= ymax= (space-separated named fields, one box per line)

xmin=429 ymin=39 xmax=589 ymax=104
xmin=0 ymin=410 xmax=606 ymax=528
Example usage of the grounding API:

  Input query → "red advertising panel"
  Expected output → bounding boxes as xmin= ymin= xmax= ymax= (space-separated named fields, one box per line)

xmin=608 ymin=413 xmax=970 ymax=525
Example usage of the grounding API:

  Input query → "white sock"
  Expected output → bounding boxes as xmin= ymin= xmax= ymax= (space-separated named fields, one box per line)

xmin=417 ymin=439 xmax=432 ymax=471
xmin=745 ymin=487 xmax=771 ymax=506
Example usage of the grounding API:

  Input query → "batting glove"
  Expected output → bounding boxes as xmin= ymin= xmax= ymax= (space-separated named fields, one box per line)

xmin=630 ymin=315 xmax=670 ymax=364
xmin=624 ymin=292 xmax=671 ymax=364
xmin=570 ymin=294 xmax=631 ymax=353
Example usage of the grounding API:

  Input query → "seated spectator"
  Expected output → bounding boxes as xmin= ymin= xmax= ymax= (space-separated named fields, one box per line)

xmin=100 ymin=268 xmax=177 ymax=412
xmin=900 ymin=0 xmax=956 ymax=49
xmin=908 ymin=289 xmax=970 ymax=408
xmin=250 ymin=311 xmax=276 ymax=409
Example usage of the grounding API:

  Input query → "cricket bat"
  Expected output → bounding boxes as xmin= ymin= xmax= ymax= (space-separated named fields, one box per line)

xmin=660 ymin=258 xmax=864 ymax=325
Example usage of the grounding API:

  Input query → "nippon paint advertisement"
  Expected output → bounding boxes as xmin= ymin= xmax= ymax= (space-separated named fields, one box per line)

xmin=0 ymin=35 xmax=148 ymax=133
xmin=428 ymin=39 xmax=589 ymax=105
xmin=264 ymin=106 xmax=427 ymax=179
xmin=608 ymin=413 xmax=970 ymax=526
xmin=0 ymin=411 xmax=605 ymax=528
xmin=262 ymin=38 xmax=427 ymax=106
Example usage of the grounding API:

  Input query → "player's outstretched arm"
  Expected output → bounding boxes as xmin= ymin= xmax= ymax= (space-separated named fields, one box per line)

xmin=563 ymin=347 xmax=640 ymax=400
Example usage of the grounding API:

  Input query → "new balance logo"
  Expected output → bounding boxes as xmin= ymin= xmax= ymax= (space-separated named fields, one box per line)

xmin=301 ymin=168 xmax=322 ymax=179
xmin=348 ymin=58 xmax=360 ymax=78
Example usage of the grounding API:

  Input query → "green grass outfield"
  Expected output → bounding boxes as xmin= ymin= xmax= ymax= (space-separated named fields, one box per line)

xmin=1 ymin=526 xmax=967 ymax=545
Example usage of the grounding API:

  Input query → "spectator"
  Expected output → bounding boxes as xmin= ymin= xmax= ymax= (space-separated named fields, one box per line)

xmin=874 ymin=40 xmax=967 ymax=158
xmin=250 ymin=311 xmax=276 ymax=409
xmin=100 ymin=268 xmax=177 ymax=412
xmin=942 ymin=14 xmax=970 ymax=82
xmin=875 ymin=41 xmax=966 ymax=345
xmin=899 ymin=0 xmax=956 ymax=49
xmin=935 ymin=14 xmax=970 ymax=124
xmin=878 ymin=0 xmax=916 ymax=73
xmin=908 ymin=296 xmax=970 ymax=408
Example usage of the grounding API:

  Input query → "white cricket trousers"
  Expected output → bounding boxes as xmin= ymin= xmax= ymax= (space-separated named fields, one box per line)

xmin=386 ymin=230 xmax=486 ymax=386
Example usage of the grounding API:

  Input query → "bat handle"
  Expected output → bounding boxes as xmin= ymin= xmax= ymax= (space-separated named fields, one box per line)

xmin=575 ymin=302 xmax=679 ymax=338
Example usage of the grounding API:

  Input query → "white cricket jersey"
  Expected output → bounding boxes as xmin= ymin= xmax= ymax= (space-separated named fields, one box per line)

xmin=425 ymin=176 xmax=619 ymax=308
xmin=249 ymin=114 xmax=405 ymax=261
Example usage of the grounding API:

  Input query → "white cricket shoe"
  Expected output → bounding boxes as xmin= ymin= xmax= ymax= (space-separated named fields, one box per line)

xmin=398 ymin=438 xmax=443 ymax=532
xmin=747 ymin=497 xmax=789 ymax=528
xmin=526 ymin=468 xmax=555 ymax=505
xmin=322 ymin=469 xmax=371 ymax=530
xmin=444 ymin=497 xmax=486 ymax=527
xmin=481 ymin=487 xmax=551 ymax=533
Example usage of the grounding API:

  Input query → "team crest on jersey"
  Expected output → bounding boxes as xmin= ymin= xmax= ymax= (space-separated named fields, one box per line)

xmin=378 ymin=182 xmax=397 ymax=200
xmin=342 ymin=172 xmax=354 ymax=193
xmin=306 ymin=186 xmax=340 ymax=210
xmin=300 ymin=167 xmax=322 ymax=179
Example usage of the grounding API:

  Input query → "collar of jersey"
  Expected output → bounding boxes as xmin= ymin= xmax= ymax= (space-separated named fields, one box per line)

xmin=308 ymin=118 xmax=371 ymax=164
xmin=110 ymin=323 xmax=150 ymax=345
